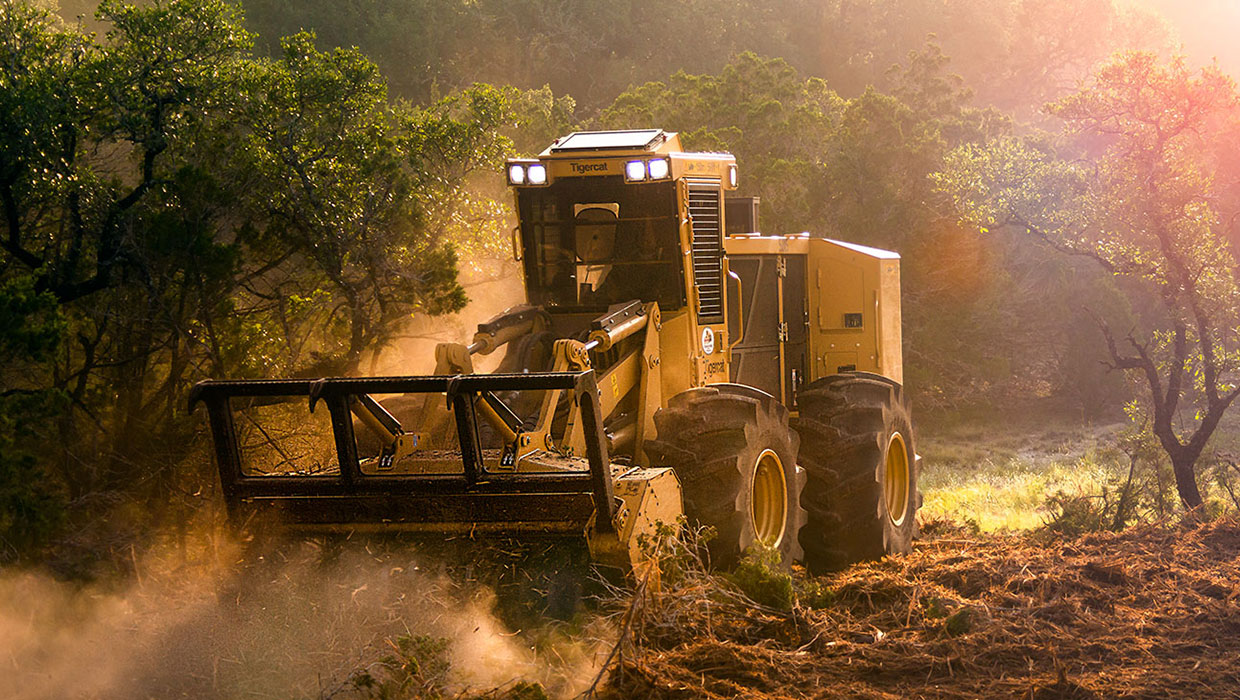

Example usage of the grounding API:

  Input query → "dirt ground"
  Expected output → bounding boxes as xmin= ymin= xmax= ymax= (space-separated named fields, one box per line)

xmin=595 ymin=518 xmax=1240 ymax=699
xmin=12 ymin=516 xmax=1239 ymax=699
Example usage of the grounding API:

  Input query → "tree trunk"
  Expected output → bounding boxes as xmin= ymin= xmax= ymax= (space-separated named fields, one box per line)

xmin=1171 ymin=455 xmax=1204 ymax=510
xmin=347 ymin=293 xmax=369 ymax=363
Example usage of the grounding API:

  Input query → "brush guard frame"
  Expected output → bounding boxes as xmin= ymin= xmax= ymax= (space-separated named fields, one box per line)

xmin=189 ymin=371 xmax=616 ymax=535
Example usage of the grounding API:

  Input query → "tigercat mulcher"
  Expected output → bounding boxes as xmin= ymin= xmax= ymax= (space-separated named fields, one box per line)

xmin=192 ymin=129 xmax=921 ymax=574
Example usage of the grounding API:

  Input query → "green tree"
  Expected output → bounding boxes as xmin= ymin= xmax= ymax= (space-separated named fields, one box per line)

xmin=70 ymin=0 xmax=1175 ymax=120
xmin=0 ymin=277 xmax=66 ymax=558
xmin=231 ymin=31 xmax=466 ymax=369
xmin=403 ymin=83 xmax=528 ymax=278
xmin=937 ymin=53 xmax=1240 ymax=508
xmin=598 ymin=52 xmax=843 ymax=234
xmin=0 ymin=0 xmax=258 ymax=549
xmin=795 ymin=0 xmax=1168 ymax=117
xmin=0 ymin=0 xmax=516 ymax=563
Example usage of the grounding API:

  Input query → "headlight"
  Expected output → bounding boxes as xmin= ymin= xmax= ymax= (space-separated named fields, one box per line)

xmin=648 ymin=158 xmax=670 ymax=180
xmin=527 ymin=163 xmax=547 ymax=185
xmin=625 ymin=160 xmax=647 ymax=182
xmin=507 ymin=164 xmax=525 ymax=185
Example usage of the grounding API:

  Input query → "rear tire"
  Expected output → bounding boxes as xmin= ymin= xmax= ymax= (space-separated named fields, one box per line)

xmin=646 ymin=384 xmax=804 ymax=569
xmin=794 ymin=373 xmax=917 ymax=574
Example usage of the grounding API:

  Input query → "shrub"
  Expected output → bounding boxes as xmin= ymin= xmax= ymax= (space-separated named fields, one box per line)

xmin=1042 ymin=490 xmax=1111 ymax=537
xmin=726 ymin=544 xmax=794 ymax=611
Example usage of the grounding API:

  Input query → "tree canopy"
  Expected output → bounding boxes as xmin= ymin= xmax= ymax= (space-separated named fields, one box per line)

xmin=232 ymin=0 xmax=1170 ymax=116
xmin=937 ymin=52 xmax=1240 ymax=507
xmin=0 ymin=0 xmax=524 ymax=561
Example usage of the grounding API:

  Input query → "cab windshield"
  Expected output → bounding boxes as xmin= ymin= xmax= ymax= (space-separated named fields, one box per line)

xmin=517 ymin=177 xmax=684 ymax=311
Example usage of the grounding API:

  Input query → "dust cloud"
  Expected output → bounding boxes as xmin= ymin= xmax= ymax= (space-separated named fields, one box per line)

xmin=0 ymin=533 xmax=609 ymax=699
xmin=0 ymin=271 xmax=605 ymax=699
xmin=362 ymin=268 xmax=526 ymax=377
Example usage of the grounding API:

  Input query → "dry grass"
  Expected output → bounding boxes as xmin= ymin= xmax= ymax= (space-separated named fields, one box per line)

xmin=917 ymin=418 xmax=1129 ymax=531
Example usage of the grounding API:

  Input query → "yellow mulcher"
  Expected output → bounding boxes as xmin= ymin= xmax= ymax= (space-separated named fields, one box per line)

xmin=192 ymin=129 xmax=920 ymax=575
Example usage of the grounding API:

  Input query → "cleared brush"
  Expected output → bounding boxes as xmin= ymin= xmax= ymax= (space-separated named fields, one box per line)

xmin=588 ymin=517 xmax=1240 ymax=699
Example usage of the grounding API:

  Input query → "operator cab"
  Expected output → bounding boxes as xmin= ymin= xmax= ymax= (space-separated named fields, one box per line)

xmin=515 ymin=177 xmax=683 ymax=311
xmin=506 ymin=129 xmax=737 ymax=317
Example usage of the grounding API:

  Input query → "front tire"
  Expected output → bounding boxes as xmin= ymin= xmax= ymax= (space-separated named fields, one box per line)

xmin=794 ymin=373 xmax=917 ymax=574
xmin=646 ymin=385 xmax=804 ymax=569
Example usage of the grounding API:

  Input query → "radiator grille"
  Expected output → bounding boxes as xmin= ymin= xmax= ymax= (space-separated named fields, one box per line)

xmin=688 ymin=182 xmax=724 ymax=321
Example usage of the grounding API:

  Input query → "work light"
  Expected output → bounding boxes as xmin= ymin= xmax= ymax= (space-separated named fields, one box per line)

xmin=625 ymin=160 xmax=647 ymax=182
xmin=508 ymin=163 xmax=525 ymax=185
xmin=527 ymin=163 xmax=547 ymax=185
xmin=648 ymin=158 xmax=670 ymax=180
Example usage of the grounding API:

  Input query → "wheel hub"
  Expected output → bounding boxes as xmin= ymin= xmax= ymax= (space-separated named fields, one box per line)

xmin=885 ymin=432 xmax=910 ymax=526
xmin=750 ymin=449 xmax=788 ymax=547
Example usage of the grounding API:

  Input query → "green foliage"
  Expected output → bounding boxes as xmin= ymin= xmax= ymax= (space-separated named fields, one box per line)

xmin=943 ymin=608 xmax=973 ymax=636
xmin=0 ymin=0 xmax=526 ymax=563
xmin=231 ymin=0 xmax=1169 ymax=120
xmin=923 ymin=595 xmax=950 ymax=619
xmin=598 ymin=53 xmax=844 ymax=235
xmin=638 ymin=518 xmax=709 ymax=587
xmin=233 ymin=29 xmax=469 ymax=364
xmin=506 ymin=86 xmax=577 ymax=156
xmin=1041 ymin=491 xmax=1112 ymax=537
xmin=0 ymin=275 xmax=67 ymax=560
xmin=0 ymin=391 xmax=68 ymax=561
xmin=238 ymin=0 xmax=802 ymax=108
xmin=810 ymin=0 xmax=1168 ymax=116
xmin=796 ymin=577 xmax=836 ymax=610
xmin=1210 ymin=457 xmax=1240 ymax=514
xmin=0 ymin=278 xmax=64 ymax=362
xmin=924 ymin=451 xmax=1127 ymax=532
xmin=402 ymin=83 xmax=520 ymax=272
xmin=726 ymin=544 xmax=794 ymax=611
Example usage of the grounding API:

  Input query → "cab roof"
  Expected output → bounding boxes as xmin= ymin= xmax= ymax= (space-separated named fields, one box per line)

xmin=541 ymin=129 xmax=683 ymax=157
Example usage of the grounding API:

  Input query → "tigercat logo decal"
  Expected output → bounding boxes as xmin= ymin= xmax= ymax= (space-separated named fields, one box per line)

xmin=570 ymin=162 xmax=610 ymax=174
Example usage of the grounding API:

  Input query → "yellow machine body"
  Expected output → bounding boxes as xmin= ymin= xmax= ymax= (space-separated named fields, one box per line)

xmin=723 ymin=234 xmax=903 ymax=407
xmin=195 ymin=129 xmax=910 ymax=575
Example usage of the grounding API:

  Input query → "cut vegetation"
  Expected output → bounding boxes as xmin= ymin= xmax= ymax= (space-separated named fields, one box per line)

xmin=594 ymin=518 xmax=1240 ymax=699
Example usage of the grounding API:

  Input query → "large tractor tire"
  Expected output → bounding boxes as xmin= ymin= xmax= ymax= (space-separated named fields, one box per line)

xmin=793 ymin=372 xmax=917 ymax=575
xmin=646 ymin=384 xmax=804 ymax=569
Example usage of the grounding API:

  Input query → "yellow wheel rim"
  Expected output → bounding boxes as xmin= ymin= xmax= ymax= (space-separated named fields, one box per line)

xmin=750 ymin=449 xmax=788 ymax=546
xmin=885 ymin=432 xmax=910 ymax=526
